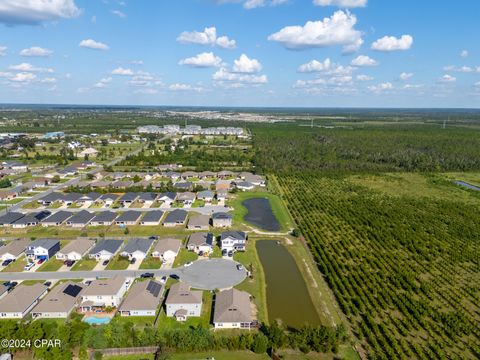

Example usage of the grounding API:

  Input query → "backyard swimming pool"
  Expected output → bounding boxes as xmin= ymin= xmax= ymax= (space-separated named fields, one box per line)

xmin=83 ymin=316 xmax=112 ymax=325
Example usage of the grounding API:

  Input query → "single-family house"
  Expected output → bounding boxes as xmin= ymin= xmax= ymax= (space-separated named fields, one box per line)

xmin=165 ymin=282 xmax=202 ymax=321
xmin=77 ymin=192 xmax=101 ymax=206
xmin=174 ymin=182 xmax=193 ymax=191
xmin=55 ymin=239 xmax=95 ymax=261
xmin=151 ymin=238 xmax=182 ymax=261
xmin=97 ymin=193 xmax=119 ymax=207
xmin=90 ymin=211 xmax=118 ymax=226
xmin=38 ymin=192 xmax=64 ymax=206
xmin=61 ymin=192 xmax=83 ymax=206
xmin=31 ymin=282 xmax=85 ymax=319
xmin=140 ymin=210 xmax=164 ymax=226
xmin=163 ymin=209 xmax=188 ymax=227
xmin=176 ymin=192 xmax=196 ymax=206
xmin=0 ymin=284 xmax=48 ymax=318
xmin=187 ymin=232 xmax=214 ymax=254
xmin=217 ymin=170 xmax=234 ymax=179
xmin=211 ymin=212 xmax=233 ymax=228
xmin=88 ymin=239 xmax=123 ymax=260
xmin=0 ymin=190 xmax=18 ymax=201
xmin=119 ymin=192 xmax=139 ymax=206
xmin=118 ymin=280 xmax=163 ymax=317
xmin=220 ymin=231 xmax=247 ymax=252
xmin=91 ymin=180 xmax=111 ymax=189
xmin=115 ymin=211 xmax=142 ymax=226
xmin=197 ymin=190 xmax=215 ymax=202
xmin=25 ymin=239 xmax=60 ymax=260
xmin=213 ymin=288 xmax=253 ymax=329
xmin=79 ymin=277 xmax=129 ymax=312
xmin=12 ymin=211 xmax=51 ymax=228
xmin=2 ymin=161 xmax=28 ymax=173
xmin=0 ymin=239 xmax=30 ymax=261
xmin=0 ymin=212 xmax=25 ymax=227
xmin=137 ymin=192 xmax=157 ymax=205
xmin=41 ymin=210 xmax=72 ymax=226
xmin=65 ymin=210 xmax=95 ymax=228
xmin=187 ymin=214 xmax=210 ymax=230
xmin=215 ymin=180 xmax=231 ymax=191
xmin=199 ymin=171 xmax=216 ymax=179
xmin=111 ymin=180 xmax=134 ymax=190
xmin=158 ymin=192 xmax=176 ymax=205
xmin=79 ymin=147 xmax=98 ymax=158
xmin=120 ymin=238 xmax=154 ymax=260
xmin=235 ymin=181 xmax=255 ymax=191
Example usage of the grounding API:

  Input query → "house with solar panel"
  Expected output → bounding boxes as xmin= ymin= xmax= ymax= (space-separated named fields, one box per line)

xmin=118 ymin=280 xmax=163 ymax=316
xmin=31 ymin=281 xmax=85 ymax=319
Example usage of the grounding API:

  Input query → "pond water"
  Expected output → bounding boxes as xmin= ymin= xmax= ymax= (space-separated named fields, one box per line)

xmin=256 ymin=240 xmax=320 ymax=329
xmin=455 ymin=181 xmax=480 ymax=191
xmin=242 ymin=198 xmax=280 ymax=232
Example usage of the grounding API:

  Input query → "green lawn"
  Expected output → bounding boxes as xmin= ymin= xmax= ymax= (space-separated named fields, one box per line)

xmin=228 ymin=190 xmax=293 ymax=232
xmin=105 ymin=255 xmax=130 ymax=270
xmin=37 ymin=258 xmax=63 ymax=272
xmin=71 ymin=258 xmax=97 ymax=271
xmin=210 ymin=245 xmax=222 ymax=258
xmin=22 ymin=201 xmax=41 ymax=209
xmin=172 ymin=248 xmax=198 ymax=267
xmin=139 ymin=256 xmax=163 ymax=269
xmin=233 ymin=240 xmax=267 ymax=324
xmin=2 ymin=256 xmax=27 ymax=272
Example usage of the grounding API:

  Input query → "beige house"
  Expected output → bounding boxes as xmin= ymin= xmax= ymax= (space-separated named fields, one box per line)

xmin=165 ymin=282 xmax=202 ymax=321
xmin=31 ymin=282 xmax=85 ymax=318
xmin=213 ymin=288 xmax=253 ymax=329
xmin=151 ymin=238 xmax=182 ymax=261
xmin=187 ymin=214 xmax=210 ymax=230
xmin=0 ymin=239 xmax=30 ymax=261
xmin=0 ymin=284 xmax=48 ymax=319
xmin=118 ymin=280 xmax=163 ymax=317
xmin=55 ymin=240 xmax=95 ymax=261
xmin=79 ymin=277 xmax=129 ymax=312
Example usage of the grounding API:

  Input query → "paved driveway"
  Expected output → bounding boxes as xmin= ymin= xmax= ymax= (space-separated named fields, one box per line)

xmin=0 ymin=258 xmax=246 ymax=290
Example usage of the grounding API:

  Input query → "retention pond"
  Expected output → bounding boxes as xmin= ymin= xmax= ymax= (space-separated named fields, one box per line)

xmin=242 ymin=198 xmax=280 ymax=232
xmin=256 ymin=240 xmax=320 ymax=329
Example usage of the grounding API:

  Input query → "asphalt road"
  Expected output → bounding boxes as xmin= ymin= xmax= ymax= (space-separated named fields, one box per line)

xmin=0 ymin=258 xmax=246 ymax=290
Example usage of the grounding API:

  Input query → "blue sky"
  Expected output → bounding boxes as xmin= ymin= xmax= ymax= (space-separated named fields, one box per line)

xmin=0 ymin=0 xmax=479 ymax=107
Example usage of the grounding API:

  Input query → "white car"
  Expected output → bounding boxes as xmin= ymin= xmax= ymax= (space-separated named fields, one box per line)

xmin=24 ymin=262 xmax=35 ymax=271
xmin=160 ymin=276 xmax=167 ymax=284
xmin=184 ymin=262 xmax=193 ymax=267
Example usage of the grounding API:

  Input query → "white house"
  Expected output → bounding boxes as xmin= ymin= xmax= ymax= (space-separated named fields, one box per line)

xmin=151 ymin=238 xmax=182 ymax=262
xmin=79 ymin=277 xmax=130 ymax=312
xmin=220 ymin=231 xmax=247 ymax=252
xmin=165 ymin=282 xmax=202 ymax=321
xmin=118 ymin=280 xmax=163 ymax=317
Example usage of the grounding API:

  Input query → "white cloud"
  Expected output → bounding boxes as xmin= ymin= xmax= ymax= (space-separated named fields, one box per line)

xmin=439 ymin=74 xmax=456 ymax=83
xmin=268 ymin=11 xmax=363 ymax=53
xmin=460 ymin=50 xmax=468 ymax=58
xmin=9 ymin=62 xmax=53 ymax=73
xmin=111 ymin=10 xmax=126 ymax=18
xmin=297 ymin=58 xmax=353 ymax=76
xmin=19 ymin=46 xmax=52 ymax=57
xmin=244 ymin=0 xmax=265 ymax=8
xmin=218 ymin=0 xmax=287 ymax=9
xmin=169 ymin=83 xmax=204 ymax=92
xmin=233 ymin=54 xmax=262 ymax=73
xmin=111 ymin=67 xmax=134 ymax=75
xmin=0 ymin=46 xmax=6 ymax=56
xmin=443 ymin=65 xmax=474 ymax=73
xmin=179 ymin=52 xmax=222 ymax=68
xmin=93 ymin=77 xmax=112 ymax=88
xmin=351 ymin=55 xmax=378 ymax=67
xmin=0 ymin=0 xmax=81 ymax=25
xmin=177 ymin=27 xmax=236 ymax=49
xmin=399 ymin=72 xmax=413 ymax=81
xmin=131 ymin=60 xmax=143 ymax=65
xmin=368 ymin=82 xmax=393 ymax=93
xmin=313 ymin=0 xmax=367 ymax=8
xmin=371 ymin=35 xmax=413 ymax=52
xmin=39 ymin=77 xmax=56 ymax=83
xmin=213 ymin=67 xmax=268 ymax=86
xmin=79 ymin=39 xmax=109 ymax=51
xmin=356 ymin=74 xmax=373 ymax=81
xmin=9 ymin=72 xmax=36 ymax=82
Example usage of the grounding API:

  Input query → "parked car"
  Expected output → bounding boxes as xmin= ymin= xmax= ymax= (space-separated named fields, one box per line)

xmin=160 ymin=276 xmax=167 ymax=284
xmin=184 ymin=261 xmax=193 ymax=267
xmin=227 ymin=251 xmax=233 ymax=257
xmin=236 ymin=264 xmax=244 ymax=271
xmin=170 ymin=274 xmax=180 ymax=280
xmin=102 ymin=260 xmax=109 ymax=266
xmin=65 ymin=260 xmax=75 ymax=267
xmin=130 ymin=258 xmax=136 ymax=264
xmin=37 ymin=258 xmax=46 ymax=265
xmin=44 ymin=281 xmax=52 ymax=287
xmin=1 ymin=259 xmax=13 ymax=267
xmin=222 ymin=249 xmax=228 ymax=256
xmin=148 ymin=236 xmax=158 ymax=240
xmin=24 ymin=262 xmax=35 ymax=271
xmin=140 ymin=272 xmax=154 ymax=278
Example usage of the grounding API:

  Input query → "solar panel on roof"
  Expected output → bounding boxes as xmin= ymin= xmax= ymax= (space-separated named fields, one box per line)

xmin=63 ymin=284 xmax=82 ymax=297
xmin=146 ymin=281 xmax=162 ymax=297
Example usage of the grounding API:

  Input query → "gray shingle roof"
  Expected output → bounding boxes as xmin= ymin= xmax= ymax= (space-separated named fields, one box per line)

xmin=27 ymin=238 xmax=60 ymax=250
xmin=13 ymin=211 xmax=51 ymax=225
xmin=141 ymin=210 xmax=164 ymax=223
xmin=116 ymin=210 xmax=142 ymax=222
xmin=89 ymin=239 xmax=123 ymax=255
xmin=119 ymin=192 xmax=139 ymax=202
xmin=99 ymin=193 xmax=119 ymax=201
xmin=188 ymin=232 xmax=214 ymax=247
xmin=91 ymin=211 xmax=117 ymax=223
xmin=67 ymin=210 xmax=95 ymax=225
xmin=41 ymin=211 xmax=72 ymax=224
xmin=220 ymin=231 xmax=247 ymax=241
xmin=212 ymin=212 xmax=232 ymax=220
xmin=122 ymin=238 xmax=154 ymax=254
xmin=0 ymin=212 xmax=25 ymax=225
xmin=163 ymin=209 xmax=187 ymax=224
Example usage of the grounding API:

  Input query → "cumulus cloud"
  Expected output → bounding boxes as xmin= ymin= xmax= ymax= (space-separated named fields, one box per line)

xmin=0 ymin=0 xmax=81 ymax=25
xmin=356 ymin=74 xmax=373 ymax=81
xmin=169 ymin=83 xmax=204 ymax=92
xmin=0 ymin=46 xmax=6 ymax=56
xmin=313 ymin=0 xmax=367 ymax=8
xmin=19 ymin=46 xmax=52 ymax=57
xmin=399 ymin=72 xmax=413 ymax=81
xmin=177 ymin=27 xmax=236 ymax=49
xmin=217 ymin=0 xmax=287 ymax=10
xmin=439 ymin=74 xmax=456 ymax=83
xmin=297 ymin=58 xmax=353 ymax=76
xmin=79 ymin=39 xmax=109 ymax=51
xmin=351 ymin=55 xmax=378 ymax=67
xmin=111 ymin=67 xmax=134 ymax=75
xmin=9 ymin=62 xmax=53 ymax=72
xmin=179 ymin=52 xmax=222 ymax=68
xmin=371 ymin=35 xmax=413 ymax=52
xmin=233 ymin=54 xmax=262 ymax=73
xmin=443 ymin=65 xmax=475 ymax=73
xmin=93 ymin=77 xmax=112 ymax=88
xmin=268 ymin=11 xmax=363 ymax=53
xmin=368 ymin=82 xmax=393 ymax=93
xmin=213 ymin=67 xmax=268 ymax=86
xmin=9 ymin=72 xmax=37 ymax=82
xmin=111 ymin=10 xmax=126 ymax=18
